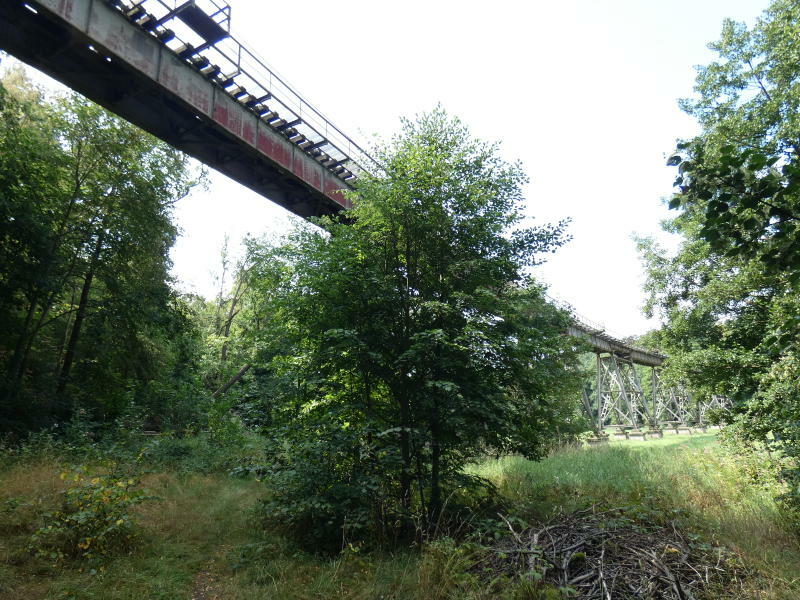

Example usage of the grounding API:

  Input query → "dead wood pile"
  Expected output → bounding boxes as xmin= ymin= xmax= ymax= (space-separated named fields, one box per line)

xmin=476 ymin=506 xmax=745 ymax=599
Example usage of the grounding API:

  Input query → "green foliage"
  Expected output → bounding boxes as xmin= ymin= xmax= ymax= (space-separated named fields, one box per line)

xmin=668 ymin=140 xmax=800 ymax=281
xmin=647 ymin=0 xmax=800 ymax=519
xmin=1 ymin=440 xmax=796 ymax=599
xmin=474 ymin=436 xmax=800 ymax=596
xmin=0 ymin=69 xmax=205 ymax=435
xmin=245 ymin=108 xmax=582 ymax=548
xmin=28 ymin=467 xmax=152 ymax=563
xmin=141 ymin=430 xmax=265 ymax=474
xmin=259 ymin=420 xmax=393 ymax=552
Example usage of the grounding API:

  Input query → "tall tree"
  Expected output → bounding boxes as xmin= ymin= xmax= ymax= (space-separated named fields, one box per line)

xmin=251 ymin=108 xmax=582 ymax=548
xmin=648 ymin=0 xmax=800 ymax=511
xmin=669 ymin=0 xmax=800 ymax=275
xmin=0 ymin=72 xmax=202 ymax=432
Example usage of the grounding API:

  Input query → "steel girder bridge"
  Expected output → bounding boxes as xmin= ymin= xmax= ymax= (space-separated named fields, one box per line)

xmin=563 ymin=307 xmax=731 ymax=437
xmin=0 ymin=0 xmax=372 ymax=218
xmin=1 ymin=0 xmax=730 ymax=437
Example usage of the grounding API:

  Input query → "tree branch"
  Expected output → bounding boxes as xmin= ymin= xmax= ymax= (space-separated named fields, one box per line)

xmin=212 ymin=363 xmax=251 ymax=398
xmin=747 ymin=59 xmax=773 ymax=102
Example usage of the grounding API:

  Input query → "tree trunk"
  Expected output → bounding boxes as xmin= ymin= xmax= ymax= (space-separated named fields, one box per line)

xmin=398 ymin=391 xmax=412 ymax=514
xmin=5 ymin=179 xmax=85 ymax=403
xmin=56 ymin=230 xmax=105 ymax=397
xmin=211 ymin=363 xmax=251 ymax=398
xmin=429 ymin=408 xmax=442 ymax=528
xmin=4 ymin=294 xmax=39 ymax=401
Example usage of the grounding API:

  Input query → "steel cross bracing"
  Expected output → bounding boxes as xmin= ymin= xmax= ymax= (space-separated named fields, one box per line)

xmin=651 ymin=373 xmax=693 ymax=426
xmin=546 ymin=296 xmax=734 ymax=434
xmin=582 ymin=356 xmax=732 ymax=435
xmin=595 ymin=354 xmax=652 ymax=430
xmin=698 ymin=395 xmax=731 ymax=424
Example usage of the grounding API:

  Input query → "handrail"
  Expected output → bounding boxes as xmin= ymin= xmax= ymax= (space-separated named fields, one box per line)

xmin=546 ymin=293 xmax=665 ymax=359
xmin=108 ymin=0 xmax=379 ymax=183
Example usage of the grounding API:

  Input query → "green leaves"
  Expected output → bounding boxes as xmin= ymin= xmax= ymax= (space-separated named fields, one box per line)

xmin=653 ymin=0 xmax=800 ymax=517
xmin=248 ymin=108 xmax=583 ymax=545
xmin=0 ymin=72 xmax=203 ymax=432
xmin=29 ymin=467 xmax=151 ymax=563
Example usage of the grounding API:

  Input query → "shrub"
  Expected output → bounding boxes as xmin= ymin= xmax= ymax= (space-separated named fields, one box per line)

xmin=28 ymin=466 xmax=153 ymax=562
xmin=259 ymin=424 xmax=393 ymax=553
xmin=140 ymin=430 xmax=265 ymax=473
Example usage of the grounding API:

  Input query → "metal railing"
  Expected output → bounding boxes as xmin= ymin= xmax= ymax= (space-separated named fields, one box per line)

xmin=546 ymin=293 xmax=665 ymax=358
xmin=109 ymin=0 xmax=379 ymax=183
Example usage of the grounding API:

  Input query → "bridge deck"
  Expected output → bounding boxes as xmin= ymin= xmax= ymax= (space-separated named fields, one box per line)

xmin=567 ymin=322 xmax=665 ymax=367
xmin=1 ymin=0 xmax=369 ymax=218
xmin=3 ymin=1 xmax=668 ymax=367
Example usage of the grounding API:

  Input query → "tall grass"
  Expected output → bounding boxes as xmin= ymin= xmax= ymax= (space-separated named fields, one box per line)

xmin=2 ymin=433 xmax=798 ymax=599
xmin=472 ymin=434 xmax=800 ymax=596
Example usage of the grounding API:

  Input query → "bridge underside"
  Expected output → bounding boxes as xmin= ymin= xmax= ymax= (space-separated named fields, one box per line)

xmin=0 ymin=0 xmax=351 ymax=219
xmin=567 ymin=324 xmax=664 ymax=368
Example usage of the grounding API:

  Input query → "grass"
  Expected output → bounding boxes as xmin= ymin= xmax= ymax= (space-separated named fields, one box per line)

xmin=1 ymin=432 xmax=797 ymax=599
xmin=0 ymin=459 xmax=421 ymax=600
xmin=472 ymin=432 xmax=800 ymax=598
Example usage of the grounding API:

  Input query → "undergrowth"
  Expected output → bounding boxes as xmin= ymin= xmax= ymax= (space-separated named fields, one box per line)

xmin=471 ymin=434 xmax=800 ymax=598
xmin=0 ymin=432 xmax=797 ymax=599
xmin=28 ymin=466 xmax=152 ymax=564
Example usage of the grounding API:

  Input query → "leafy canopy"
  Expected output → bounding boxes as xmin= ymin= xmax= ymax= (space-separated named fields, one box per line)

xmin=248 ymin=108 xmax=583 ymax=549
xmin=645 ymin=0 xmax=800 ymax=514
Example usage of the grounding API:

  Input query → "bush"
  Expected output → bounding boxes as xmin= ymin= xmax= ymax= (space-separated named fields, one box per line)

xmin=258 ymin=420 xmax=504 ymax=554
xmin=28 ymin=466 xmax=153 ymax=563
xmin=140 ymin=429 xmax=265 ymax=473
xmin=259 ymin=425 xmax=393 ymax=553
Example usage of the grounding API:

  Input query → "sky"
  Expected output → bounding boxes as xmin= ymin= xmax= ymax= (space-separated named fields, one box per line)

xmin=169 ymin=0 xmax=769 ymax=337
xmin=10 ymin=0 xmax=770 ymax=337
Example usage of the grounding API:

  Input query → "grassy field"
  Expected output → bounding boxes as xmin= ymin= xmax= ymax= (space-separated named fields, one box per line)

xmin=1 ymin=432 xmax=798 ymax=599
xmin=0 ymin=462 xmax=421 ymax=600
xmin=472 ymin=433 xmax=800 ymax=597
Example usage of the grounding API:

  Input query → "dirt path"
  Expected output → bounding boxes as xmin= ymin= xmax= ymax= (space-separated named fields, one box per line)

xmin=191 ymin=569 xmax=223 ymax=600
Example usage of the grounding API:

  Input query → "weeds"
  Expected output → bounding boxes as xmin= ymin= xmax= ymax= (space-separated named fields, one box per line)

xmin=1 ymin=432 xmax=798 ymax=599
xmin=27 ymin=466 xmax=153 ymax=563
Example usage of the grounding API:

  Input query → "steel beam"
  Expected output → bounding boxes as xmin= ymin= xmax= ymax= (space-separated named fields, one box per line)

xmin=0 ymin=0 xmax=354 ymax=218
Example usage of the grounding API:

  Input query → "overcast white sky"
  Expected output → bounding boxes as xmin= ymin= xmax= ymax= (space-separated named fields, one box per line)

xmin=169 ymin=0 xmax=769 ymax=337
xmin=11 ymin=0 xmax=769 ymax=337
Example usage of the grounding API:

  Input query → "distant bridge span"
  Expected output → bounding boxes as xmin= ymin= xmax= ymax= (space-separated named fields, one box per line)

xmin=567 ymin=322 xmax=665 ymax=367
xmin=544 ymin=299 xmax=726 ymax=436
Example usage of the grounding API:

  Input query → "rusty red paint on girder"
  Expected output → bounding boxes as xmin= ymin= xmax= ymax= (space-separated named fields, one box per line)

xmin=213 ymin=95 xmax=244 ymax=137
xmin=324 ymin=178 xmax=349 ymax=208
xmin=159 ymin=54 xmax=212 ymax=116
xmin=30 ymin=0 xmax=351 ymax=210
xmin=241 ymin=119 xmax=256 ymax=146
xmin=256 ymin=128 xmax=292 ymax=170
xmin=293 ymin=157 xmax=322 ymax=193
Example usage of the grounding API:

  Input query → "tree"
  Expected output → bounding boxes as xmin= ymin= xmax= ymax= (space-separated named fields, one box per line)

xmin=250 ymin=108 xmax=583 ymax=549
xmin=669 ymin=1 xmax=800 ymax=276
xmin=0 ymin=71 xmax=203 ymax=433
xmin=649 ymin=0 xmax=800 ymax=513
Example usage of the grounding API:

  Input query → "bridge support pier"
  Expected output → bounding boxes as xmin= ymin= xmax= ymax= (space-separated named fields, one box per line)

xmin=594 ymin=352 xmax=651 ymax=432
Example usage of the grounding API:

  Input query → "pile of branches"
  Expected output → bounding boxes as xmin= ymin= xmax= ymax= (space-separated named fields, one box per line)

xmin=478 ymin=506 xmax=745 ymax=599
